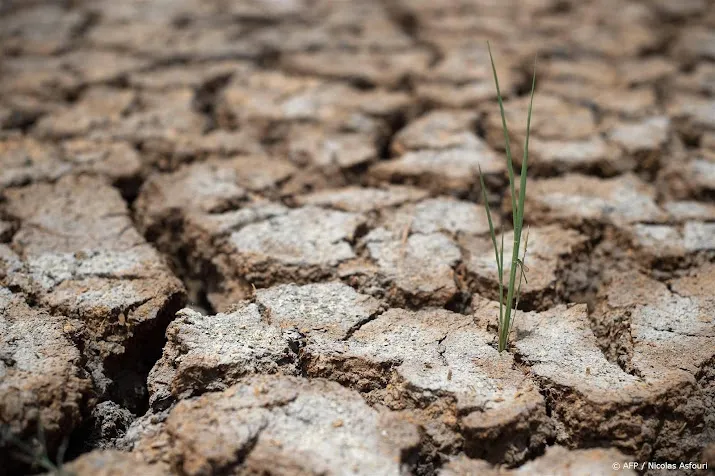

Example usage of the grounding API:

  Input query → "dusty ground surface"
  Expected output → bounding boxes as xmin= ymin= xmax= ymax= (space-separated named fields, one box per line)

xmin=0 ymin=0 xmax=714 ymax=475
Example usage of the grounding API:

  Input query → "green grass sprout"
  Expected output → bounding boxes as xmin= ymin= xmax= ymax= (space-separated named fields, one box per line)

xmin=479 ymin=42 xmax=536 ymax=352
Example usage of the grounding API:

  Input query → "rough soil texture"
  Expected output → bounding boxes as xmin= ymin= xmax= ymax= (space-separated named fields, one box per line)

xmin=0 ymin=0 xmax=714 ymax=475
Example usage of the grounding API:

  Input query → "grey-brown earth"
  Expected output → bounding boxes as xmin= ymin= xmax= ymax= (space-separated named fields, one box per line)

xmin=0 ymin=0 xmax=714 ymax=475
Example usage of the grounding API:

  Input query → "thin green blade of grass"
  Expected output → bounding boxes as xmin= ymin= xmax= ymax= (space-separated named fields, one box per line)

xmin=499 ymin=227 xmax=505 ymax=330
xmin=486 ymin=41 xmax=517 ymax=219
xmin=516 ymin=62 xmax=537 ymax=235
xmin=487 ymin=44 xmax=521 ymax=352
xmin=510 ymin=226 xmax=530 ymax=338
xmin=477 ymin=165 xmax=504 ymax=327
xmin=483 ymin=44 xmax=536 ymax=352
xmin=508 ymin=66 xmax=537 ymax=343
xmin=477 ymin=166 xmax=502 ymax=281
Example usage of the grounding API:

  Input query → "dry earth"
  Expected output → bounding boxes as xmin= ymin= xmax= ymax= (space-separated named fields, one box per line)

xmin=1 ymin=0 xmax=714 ymax=475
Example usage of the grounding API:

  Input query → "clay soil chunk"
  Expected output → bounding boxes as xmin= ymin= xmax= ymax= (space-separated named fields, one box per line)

xmin=0 ymin=175 xmax=185 ymax=407
xmin=135 ymin=156 xmax=297 ymax=231
xmin=303 ymin=306 xmax=551 ymax=465
xmin=526 ymin=137 xmax=624 ymax=176
xmin=33 ymin=87 xmax=136 ymax=139
xmin=356 ymin=229 xmax=461 ymax=307
xmin=127 ymin=61 xmax=249 ymax=91
xmin=591 ymin=268 xmax=715 ymax=462
xmin=479 ymin=284 xmax=713 ymax=463
xmin=216 ymin=70 xmax=411 ymax=130
xmin=0 ymin=136 xmax=70 ymax=190
xmin=141 ymin=375 xmax=421 ymax=476
xmin=373 ymin=110 xmax=505 ymax=195
xmin=674 ymin=63 xmax=715 ymax=97
xmin=0 ymin=5 xmax=87 ymax=55
xmin=0 ymin=56 xmax=79 ymax=101
xmin=669 ymin=96 xmax=715 ymax=142
xmin=254 ymin=282 xmax=385 ymax=340
xmin=148 ymin=305 xmax=297 ymax=410
xmin=144 ymin=285 xmax=550 ymax=467
xmin=149 ymin=281 xmax=383 ymax=410
xmin=461 ymin=225 xmax=590 ymax=309
xmin=0 ymin=287 xmax=92 ymax=473
xmin=0 ymin=135 xmax=141 ymax=193
xmin=3 ymin=0 xmax=715 ymax=472
xmin=592 ymin=87 xmax=659 ymax=119
xmin=406 ymin=197 xmax=495 ymax=236
xmin=338 ymin=196 xmax=489 ymax=308
xmin=224 ymin=205 xmax=363 ymax=277
xmin=660 ymin=157 xmax=715 ymax=200
xmin=269 ymin=123 xmax=381 ymax=174
xmin=483 ymin=94 xmax=598 ymax=146
xmin=369 ymin=142 xmax=505 ymax=195
xmin=191 ymin=203 xmax=363 ymax=310
xmin=109 ymin=88 xmax=208 ymax=145
xmin=629 ymin=221 xmax=715 ymax=267
xmin=59 ymin=450 xmax=165 ymax=476
xmin=295 ymin=186 xmax=429 ymax=213
xmin=676 ymin=27 xmax=715 ymax=62
xmin=390 ymin=110 xmax=479 ymax=155
xmin=87 ymin=21 xmax=248 ymax=63
xmin=282 ymin=49 xmax=432 ymax=88
xmin=57 ymin=49 xmax=150 ymax=86
xmin=414 ymin=45 xmax=519 ymax=108
xmin=606 ymin=117 xmax=670 ymax=161
xmin=524 ymin=174 xmax=666 ymax=227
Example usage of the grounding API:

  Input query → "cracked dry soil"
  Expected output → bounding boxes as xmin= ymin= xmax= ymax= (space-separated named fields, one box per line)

xmin=1 ymin=0 xmax=714 ymax=475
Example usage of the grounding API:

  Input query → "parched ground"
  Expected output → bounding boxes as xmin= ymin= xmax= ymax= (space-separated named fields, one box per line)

xmin=0 ymin=0 xmax=714 ymax=475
